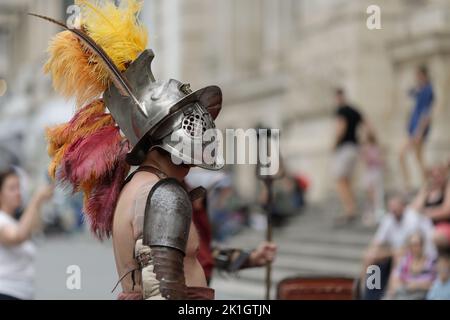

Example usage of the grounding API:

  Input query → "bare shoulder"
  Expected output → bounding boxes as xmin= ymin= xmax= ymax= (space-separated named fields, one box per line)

xmin=115 ymin=171 xmax=161 ymax=239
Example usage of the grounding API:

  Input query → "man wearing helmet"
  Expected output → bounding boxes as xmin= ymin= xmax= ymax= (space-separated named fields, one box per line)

xmin=33 ymin=0 xmax=223 ymax=300
xmin=107 ymin=50 xmax=224 ymax=300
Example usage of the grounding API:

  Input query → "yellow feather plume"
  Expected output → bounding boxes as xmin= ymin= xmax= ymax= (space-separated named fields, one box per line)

xmin=79 ymin=0 xmax=148 ymax=71
xmin=45 ymin=0 xmax=148 ymax=107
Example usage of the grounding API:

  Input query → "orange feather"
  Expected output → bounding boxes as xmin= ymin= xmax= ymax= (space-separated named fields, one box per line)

xmin=45 ymin=31 xmax=109 ymax=108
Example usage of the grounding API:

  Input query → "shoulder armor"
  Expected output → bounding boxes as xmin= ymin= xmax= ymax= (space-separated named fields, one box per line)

xmin=142 ymin=178 xmax=192 ymax=254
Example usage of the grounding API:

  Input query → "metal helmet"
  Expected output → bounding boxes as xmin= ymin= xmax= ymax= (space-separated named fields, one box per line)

xmin=104 ymin=49 xmax=224 ymax=170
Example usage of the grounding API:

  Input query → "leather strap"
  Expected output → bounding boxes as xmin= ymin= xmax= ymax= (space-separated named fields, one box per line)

xmin=123 ymin=165 xmax=168 ymax=187
xmin=111 ymin=266 xmax=140 ymax=293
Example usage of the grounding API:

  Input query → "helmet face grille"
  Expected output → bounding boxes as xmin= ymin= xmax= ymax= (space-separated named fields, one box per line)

xmin=182 ymin=112 xmax=208 ymax=138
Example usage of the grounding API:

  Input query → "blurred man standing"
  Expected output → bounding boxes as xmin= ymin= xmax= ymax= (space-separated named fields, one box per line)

xmin=400 ymin=66 xmax=434 ymax=190
xmin=332 ymin=89 xmax=364 ymax=224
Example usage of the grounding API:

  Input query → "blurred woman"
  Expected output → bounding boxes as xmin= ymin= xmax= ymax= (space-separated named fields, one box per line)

xmin=0 ymin=168 xmax=53 ymax=300
xmin=385 ymin=232 xmax=436 ymax=300
xmin=412 ymin=163 xmax=450 ymax=249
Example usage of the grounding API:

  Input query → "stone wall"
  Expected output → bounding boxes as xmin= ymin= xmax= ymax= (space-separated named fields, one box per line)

xmin=1 ymin=0 xmax=450 ymax=201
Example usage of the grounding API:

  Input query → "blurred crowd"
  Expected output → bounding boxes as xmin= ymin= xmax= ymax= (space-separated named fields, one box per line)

xmin=186 ymin=166 xmax=308 ymax=243
xmin=331 ymin=66 xmax=435 ymax=228
xmin=361 ymin=161 xmax=450 ymax=300
xmin=328 ymin=65 xmax=450 ymax=300
xmin=330 ymin=65 xmax=450 ymax=300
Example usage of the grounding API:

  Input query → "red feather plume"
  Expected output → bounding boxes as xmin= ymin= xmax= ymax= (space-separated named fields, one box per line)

xmin=61 ymin=125 xmax=124 ymax=188
xmin=84 ymin=142 xmax=130 ymax=239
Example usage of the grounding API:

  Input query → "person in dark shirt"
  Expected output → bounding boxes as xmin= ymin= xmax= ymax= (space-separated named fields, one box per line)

xmin=332 ymin=89 xmax=364 ymax=224
xmin=336 ymin=106 xmax=362 ymax=146
xmin=400 ymin=66 xmax=434 ymax=190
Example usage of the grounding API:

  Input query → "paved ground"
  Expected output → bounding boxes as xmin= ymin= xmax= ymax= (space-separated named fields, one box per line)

xmin=34 ymin=232 xmax=117 ymax=300
xmin=34 ymin=202 xmax=376 ymax=300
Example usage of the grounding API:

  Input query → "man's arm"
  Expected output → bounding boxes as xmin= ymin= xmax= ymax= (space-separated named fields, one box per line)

xmin=0 ymin=185 xmax=53 ymax=247
xmin=213 ymin=242 xmax=277 ymax=272
xmin=135 ymin=178 xmax=192 ymax=300
xmin=410 ymin=187 xmax=428 ymax=213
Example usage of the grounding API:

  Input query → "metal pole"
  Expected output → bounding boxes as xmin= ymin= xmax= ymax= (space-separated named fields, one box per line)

xmin=265 ymin=178 xmax=273 ymax=300
xmin=256 ymin=127 xmax=277 ymax=300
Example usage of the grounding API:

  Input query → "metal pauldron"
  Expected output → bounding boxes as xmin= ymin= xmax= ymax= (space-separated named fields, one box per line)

xmin=138 ymin=178 xmax=193 ymax=300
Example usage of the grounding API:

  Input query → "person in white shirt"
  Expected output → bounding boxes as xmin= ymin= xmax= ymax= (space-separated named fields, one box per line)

xmin=360 ymin=192 xmax=436 ymax=299
xmin=0 ymin=168 xmax=53 ymax=300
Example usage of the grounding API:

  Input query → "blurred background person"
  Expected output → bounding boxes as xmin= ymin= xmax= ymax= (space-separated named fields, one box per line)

xmin=332 ymin=88 xmax=364 ymax=225
xmin=361 ymin=131 xmax=385 ymax=226
xmin=427 ymin=250 xmax=450 ymax=300
xmin=193 ymin=169 xmax=248 ymax=242
xmin=433 ymin=212 xmax=450 ymax=250
xmin=186 ymin=169 xmax=277 ymax=285
xmin=0 ymin=168 xmax=53 ymax=300
xmin=400 ymin=66 xmax=435 ymax=191
xmin=411 ymin=163 xmax=450 ymax=249
xmin=385 ymin=232 xmax=436 ymax=300
xmin=258 ymin=164 xmax=306 ymax=228
xmin=360 ymin=192 xmax=435 ymax=300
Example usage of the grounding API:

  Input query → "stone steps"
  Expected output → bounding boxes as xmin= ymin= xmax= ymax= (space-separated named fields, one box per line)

xmin=213 ymin=206 xmax=375 ymax=299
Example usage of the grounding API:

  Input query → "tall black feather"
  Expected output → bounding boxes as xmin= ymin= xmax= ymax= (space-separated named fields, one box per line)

xmin=29 ymin=13 xmax=148 ymax=116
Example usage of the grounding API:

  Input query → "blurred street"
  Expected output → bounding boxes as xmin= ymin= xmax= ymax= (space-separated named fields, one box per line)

xmin=34 ymin=200 xmax=375 ymax=300
xmin=34 ymin=232 xmax=116 ymax=300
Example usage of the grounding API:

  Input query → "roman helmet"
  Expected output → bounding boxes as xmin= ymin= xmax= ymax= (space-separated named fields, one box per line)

xmin=104 ymin=49 xmax=224 ymax=169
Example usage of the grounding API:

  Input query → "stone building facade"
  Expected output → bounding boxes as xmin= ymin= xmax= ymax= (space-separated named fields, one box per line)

xmin=1 ymin=0 xmax=449 ymax=200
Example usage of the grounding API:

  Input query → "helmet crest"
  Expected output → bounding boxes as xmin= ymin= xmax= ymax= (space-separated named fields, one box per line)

xmin=32 ymin=0 xmax=223 ymax=239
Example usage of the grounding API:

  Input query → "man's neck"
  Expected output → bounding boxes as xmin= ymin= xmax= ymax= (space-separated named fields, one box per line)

xmin=141 ymin=156 xmax=188 ymax=182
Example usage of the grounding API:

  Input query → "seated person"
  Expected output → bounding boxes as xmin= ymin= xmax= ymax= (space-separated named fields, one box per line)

xmin=411 ymin=163 xmax=450 ymax=248
xmin=427 ymin=250 xmax=450 ymax=300
xmin=385 ymin=232 xmax=436 ymax=300
xmin=361 ymin=192 xmax=435 ymax=299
